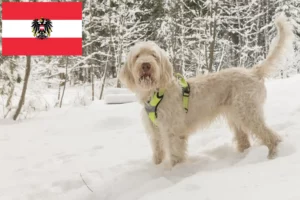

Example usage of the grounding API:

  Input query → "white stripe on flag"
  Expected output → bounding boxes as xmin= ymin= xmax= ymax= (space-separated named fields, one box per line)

xmin=2 ymin=20 xmax=82 ymax=38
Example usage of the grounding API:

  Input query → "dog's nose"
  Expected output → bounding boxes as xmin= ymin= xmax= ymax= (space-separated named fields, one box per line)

xmin=142 ymin=62 xmax=151 ymax=72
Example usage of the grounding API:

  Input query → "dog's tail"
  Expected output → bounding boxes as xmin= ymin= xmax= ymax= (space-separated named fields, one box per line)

xmin=253 ymin=14 xmax=294 ymax=79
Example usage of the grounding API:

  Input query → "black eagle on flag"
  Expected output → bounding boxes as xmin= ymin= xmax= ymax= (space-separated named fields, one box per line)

xmin=31 ymin=17 xmax=52 ymax=39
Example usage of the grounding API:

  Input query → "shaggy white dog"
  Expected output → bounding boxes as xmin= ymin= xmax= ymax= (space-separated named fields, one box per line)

xmin=119 ymin=15 xmax=294 ymax=167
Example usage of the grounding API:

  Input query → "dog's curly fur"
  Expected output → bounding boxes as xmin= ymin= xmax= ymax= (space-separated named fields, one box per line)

xmin=119 ymin=15 xmax=294 ymax=167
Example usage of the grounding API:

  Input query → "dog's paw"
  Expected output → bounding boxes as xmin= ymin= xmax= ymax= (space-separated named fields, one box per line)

xmin=170 ymin=155 xmax=184 ymax=167
xmin=267 ymin=137 xmax=282 ymax=159
xmin=153 ymin=156 xmax=163 ymax=165
xmin=267 ymin=148 xmax=278 ymax=159
xmin=163 ymin=162 xmax=173 ymax=171
xmin=152 ymin=153 xmax=164 ymax=165
xmin=152 ymin=148 xmax=165 ymax=165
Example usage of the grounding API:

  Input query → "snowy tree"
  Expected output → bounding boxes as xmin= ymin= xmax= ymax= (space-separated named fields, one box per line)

xmin=276 ymin=0 xmax=300 ymax=76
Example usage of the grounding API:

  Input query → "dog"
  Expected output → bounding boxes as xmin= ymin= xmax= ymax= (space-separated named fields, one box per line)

xmin=118 ymin=15 xmax=294 ymax=167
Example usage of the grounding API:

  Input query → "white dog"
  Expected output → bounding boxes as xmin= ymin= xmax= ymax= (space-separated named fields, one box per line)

xmin=119 ymin=15 xmax=294 ymax=167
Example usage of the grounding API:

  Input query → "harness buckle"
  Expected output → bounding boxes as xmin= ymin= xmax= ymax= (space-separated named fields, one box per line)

xmin=182 ymin=84 xmax=190 ymax=97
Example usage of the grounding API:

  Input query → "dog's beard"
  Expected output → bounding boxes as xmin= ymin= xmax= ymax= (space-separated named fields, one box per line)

xmin=138 ymin=73 xmax=156 ymax=90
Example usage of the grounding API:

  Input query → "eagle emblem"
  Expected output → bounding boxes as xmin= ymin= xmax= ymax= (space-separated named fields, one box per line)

xmin=31 ymin=17 xmax=52 ymax=39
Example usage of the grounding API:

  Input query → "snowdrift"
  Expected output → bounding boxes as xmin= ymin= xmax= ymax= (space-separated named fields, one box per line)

xmin=103 ymin=87 xmax=137 ymax=104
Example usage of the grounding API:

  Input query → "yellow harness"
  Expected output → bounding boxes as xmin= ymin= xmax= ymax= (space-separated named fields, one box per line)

xmin=145 ymin=73 xmax=190 ymax=126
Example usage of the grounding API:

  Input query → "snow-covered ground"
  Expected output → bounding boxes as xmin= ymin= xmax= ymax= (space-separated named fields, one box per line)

xmin=1 ymin=75 xmax=300 ymax=200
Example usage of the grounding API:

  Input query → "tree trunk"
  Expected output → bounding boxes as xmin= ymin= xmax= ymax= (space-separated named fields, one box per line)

xmin=5 ymin=84 xmax=14 ymax=108
xmin=91 ymin=65 xmax=94 ymax=101
xmin=216 ymin=45 xmax=225 ymax=72
xmin=255 ymin=1 xmax=261 ymax=61
xmin=236 ymin=0 xmax=242 ymax=66
xmin=197 ymin=9 xmax=203 ymax=75
xmin=59 ymin=57 xmax=69 ymax=108
xmin=204 ymin=20 xmax=209 ymax=73
xmin=56 ymin=83 xmax=61 ymax=107
xmin=100 ymin=49 xmax=111 ymax=100
xmin=108 ymin=0 xmax=116 ymax=78
xmin=180 ymin=3 xmax=185 ymax=75
xmin=264 ymin=0 xmax=270 ymax=57
xmin=86 ymin=68 xmax=89 ymax=83
xmin=208 ymin=1 xmax=218 ymax=72
xmin=116 ymin=2 xmax=125 ymax=88
xmin=4 ymin=59 xmax=15 ymax=118
xmin=13 ymin=56 xmax=31 ymax=120
xmin=6 ymin=59 xmax=15 ymax=108
xmin=197 ymin=29 xmax=201 ymax=75
xmin=69 ymin=72 xmax=72 ymax=85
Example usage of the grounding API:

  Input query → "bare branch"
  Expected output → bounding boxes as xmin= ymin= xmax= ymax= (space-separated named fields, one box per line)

xmin=80 ymin=173 xmax=93 ymax=193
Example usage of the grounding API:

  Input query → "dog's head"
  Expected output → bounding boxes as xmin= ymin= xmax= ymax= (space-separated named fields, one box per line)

xmin=118 ymin=41 xmax=173 ymax=92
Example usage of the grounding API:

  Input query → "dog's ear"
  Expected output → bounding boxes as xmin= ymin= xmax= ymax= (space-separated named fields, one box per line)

xmin=159 ymin=47 xmax=174 ymax=88
xmin=118 ymin=57 xmax=136 ymax=92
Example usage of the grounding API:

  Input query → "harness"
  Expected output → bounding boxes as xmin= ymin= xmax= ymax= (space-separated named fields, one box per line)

xmin=145 ymin=73 xmax=190 ymax=126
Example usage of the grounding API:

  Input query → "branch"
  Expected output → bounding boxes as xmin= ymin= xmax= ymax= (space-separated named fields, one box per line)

xmin=80 ymin=173 xmax=93 ymax=193
xmin=69 ymin=51 xmax=112 ymax=72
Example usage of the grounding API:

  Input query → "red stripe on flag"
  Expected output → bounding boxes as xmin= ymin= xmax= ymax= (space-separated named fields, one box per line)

xmin=2 ymin=38 xmax=82 ymax=56
xmin=2 ymin=2 xmax=82 ymax=20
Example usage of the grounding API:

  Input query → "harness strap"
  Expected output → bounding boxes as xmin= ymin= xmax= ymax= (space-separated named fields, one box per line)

xmin=145 ymin=88 xmax=165 ymax=126
xmin=145 ymin=73 xmax=190 ymax=126
xmin=176 ymin=73 xmax=190 ymax=113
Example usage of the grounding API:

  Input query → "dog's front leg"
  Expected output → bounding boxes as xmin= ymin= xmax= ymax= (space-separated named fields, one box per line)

xmin=149 ymin=128 xmax=165 ymax=165
xmin=142 ymin=112 xmax=165 ymax=165
xmin=167 ymin=132 xmax=188 ymax=167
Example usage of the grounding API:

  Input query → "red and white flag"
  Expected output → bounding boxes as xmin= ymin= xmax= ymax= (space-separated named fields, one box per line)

xmin=2 ymin=2 xmax=82 ymax=56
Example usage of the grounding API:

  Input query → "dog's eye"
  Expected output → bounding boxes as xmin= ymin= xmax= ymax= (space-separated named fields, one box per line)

xmin=152 ymin=54 xmax=157 ymax=59
xmin=135 ymin=54 xmax=139 ymax=59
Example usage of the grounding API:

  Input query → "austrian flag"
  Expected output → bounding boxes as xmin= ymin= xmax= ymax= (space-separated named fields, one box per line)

xmin=2 ymin=2 xmax=82 ymax=56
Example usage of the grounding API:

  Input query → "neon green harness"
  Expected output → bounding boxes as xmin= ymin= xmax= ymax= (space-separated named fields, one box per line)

xmin=176 ymin=73 xmax=190 ymax=113
xmin=145 ymin=73 xmax=190 ymax=126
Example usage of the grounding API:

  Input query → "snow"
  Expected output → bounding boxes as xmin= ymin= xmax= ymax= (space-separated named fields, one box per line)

xmin=104 ymin=94 xmax=137 ymax=104
xmin=103 ymin=88 xmax=137 ymax=104
xmin=1 ymin=75 xmax=300 ymax=200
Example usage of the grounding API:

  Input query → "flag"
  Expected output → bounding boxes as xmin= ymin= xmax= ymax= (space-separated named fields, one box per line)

xmin=2 ymin=2 xmax=82 ymax=56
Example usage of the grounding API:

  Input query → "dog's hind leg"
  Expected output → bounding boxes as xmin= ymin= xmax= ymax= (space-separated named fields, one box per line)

xmin=233 ymin=104 xmax=281 ymax=159
xmin=246 ymin=120 xmax=281 ymax=159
